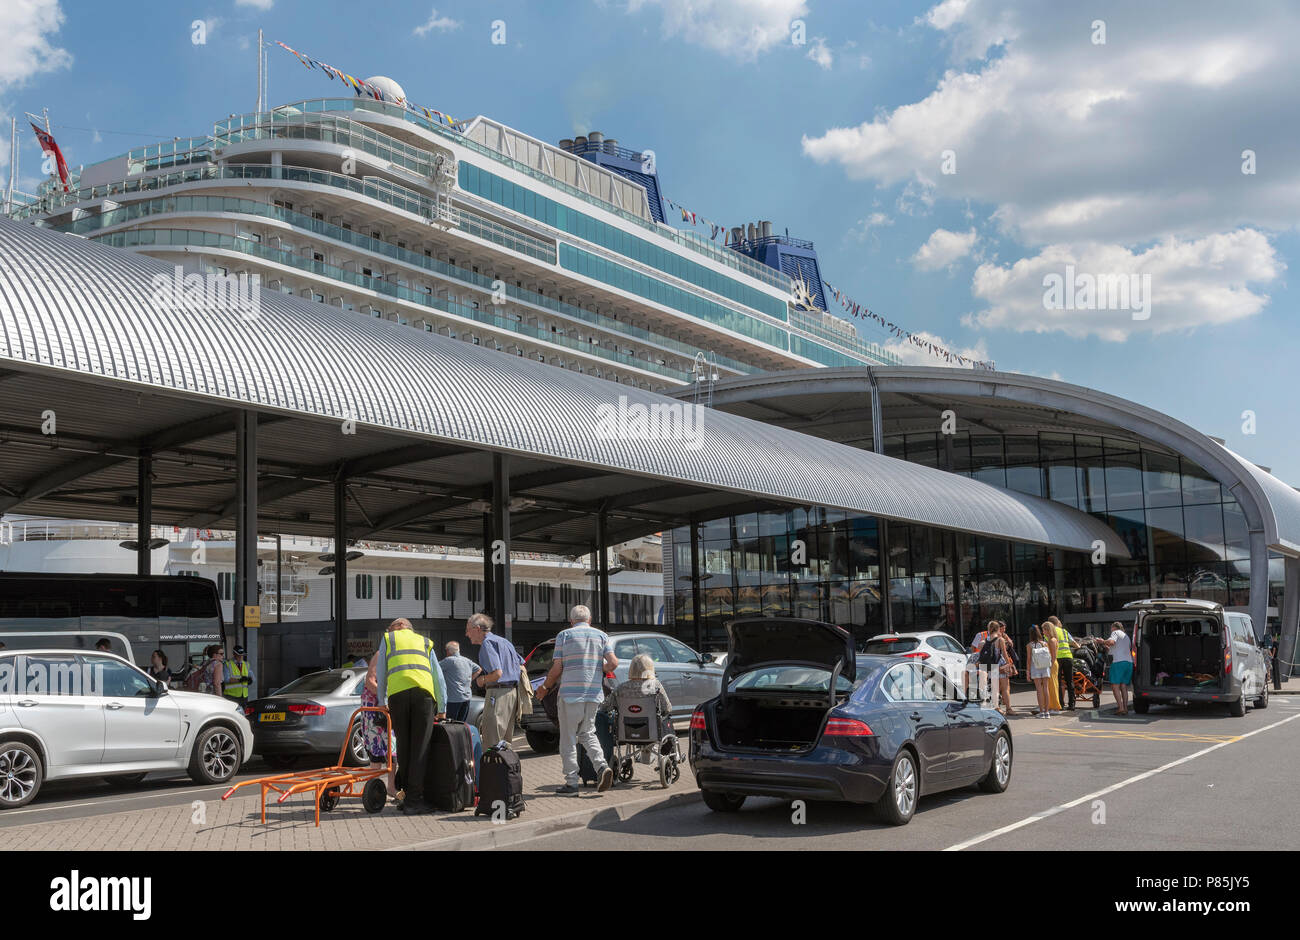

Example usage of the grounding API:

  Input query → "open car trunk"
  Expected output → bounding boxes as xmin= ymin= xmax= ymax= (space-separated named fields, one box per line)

xmin=716 ymin=692 xmax=834 ymax=753
xmin=1140 ymin=616 xmax=1225 ymax=690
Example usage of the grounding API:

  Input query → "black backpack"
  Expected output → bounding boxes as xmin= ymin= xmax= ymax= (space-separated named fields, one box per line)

xmin=475 ymin=742 xmax=525 ymax=819
xmin=978 ymin=634 xmax=1001 ymax=667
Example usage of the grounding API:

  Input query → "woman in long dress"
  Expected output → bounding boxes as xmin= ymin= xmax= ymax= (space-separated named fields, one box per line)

xmin=1046 ymin=630 xmax=1061 ymax=712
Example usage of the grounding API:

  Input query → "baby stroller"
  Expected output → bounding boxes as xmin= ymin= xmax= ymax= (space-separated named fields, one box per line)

xmin=610 ymin=686 xmax=683 ymax=789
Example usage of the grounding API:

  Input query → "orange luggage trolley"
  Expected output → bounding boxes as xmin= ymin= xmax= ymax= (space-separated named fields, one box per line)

xmin=222 ymin=706 xmax=393 ymax=826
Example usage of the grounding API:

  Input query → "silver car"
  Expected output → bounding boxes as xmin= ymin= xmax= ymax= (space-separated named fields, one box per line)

xmin=521 ymin=631 xmax=725 ymax=752
xmin=0 ymin=649 xmax=253 ymax=809
xmin=247 ymin=668 xmax=484 ymax=768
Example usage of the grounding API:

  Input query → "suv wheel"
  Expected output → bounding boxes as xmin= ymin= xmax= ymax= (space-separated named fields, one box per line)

xmin=0 ymin=741 xmax=42 ymax=809
xmin=1256 ymin=681 xmax=1269 ymax=709
xmin=1228 ymin=695 xmax=1246 ymax=718
xmin=189 ymin=725 xmax=242 ymax=784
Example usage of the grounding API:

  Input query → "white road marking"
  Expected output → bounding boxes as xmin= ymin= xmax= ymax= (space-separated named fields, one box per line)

xmin=0 ymin=781 xmax=243 ymax=819
xmin=944 ymin=711 xmax=1300 ymax=851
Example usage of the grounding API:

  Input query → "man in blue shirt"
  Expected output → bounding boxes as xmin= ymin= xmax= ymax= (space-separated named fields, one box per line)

xmin=439 ymin=640 xmax=481 ymax=723
xmin=534 ymin=605 xmax=618 ymax=794
xmin=466 ymin=612 xmax=524 ymax=747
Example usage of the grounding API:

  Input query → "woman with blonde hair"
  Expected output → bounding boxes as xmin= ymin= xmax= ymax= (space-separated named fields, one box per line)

xmin=606 ymin=654 xmax=673 ymax=719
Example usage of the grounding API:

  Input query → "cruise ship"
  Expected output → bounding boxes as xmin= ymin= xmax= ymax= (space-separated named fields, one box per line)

xmin=1 ymin=76 xmax=907 ymax=676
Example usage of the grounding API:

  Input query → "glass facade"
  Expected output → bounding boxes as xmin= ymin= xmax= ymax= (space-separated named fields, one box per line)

xmin=667 ymin=431 xmax=1281 ymax=652
xmin=459 ymin=163 xmax=789 ymax=321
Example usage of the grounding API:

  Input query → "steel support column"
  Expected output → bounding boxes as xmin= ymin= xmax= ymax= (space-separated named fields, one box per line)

xmin=136 ymin=450 xmax=152 ymax=577
xmin=234 ymin=413 xmax=258 ymax=696
xmin=690 ymin=521 xmax=703 ymax=652
xmin=596 ymin=509 xmax=611 ymax=630
xmin=869 ymin=373 xmax=892 ymax=633
xmin=333 ymin=475 xmax=348 ymax=668
xmin=1280 ymin=556 xmax=1299 ymax=681
xmin=491 ymin=453 xmax=512 ymax=641
xmin=943 ymin=433 xmax=963 ymax=642
xmin=482 ymin=512 xmax=494 ymax=615
xmin=1249 ymin=530 xmax=1269 ymax=643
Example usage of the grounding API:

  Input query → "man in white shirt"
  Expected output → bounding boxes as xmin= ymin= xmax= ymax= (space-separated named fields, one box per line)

xmin=1103 ymin=621 xmax=1134 ymax=715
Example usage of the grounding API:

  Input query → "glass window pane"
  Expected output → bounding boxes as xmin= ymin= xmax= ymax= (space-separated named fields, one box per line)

xmin=1181 ymin=460 xmax=1222 ymax=505
xmin=1142 ymin=450 xmax=1182 ymax=508
xmin=1104 ymin=451 xmax=1144 ymax=511
xmin=1183 ymin=503 xmax=1226 ymax=563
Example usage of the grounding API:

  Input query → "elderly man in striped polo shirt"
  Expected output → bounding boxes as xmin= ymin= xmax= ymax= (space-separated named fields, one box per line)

xmin=534 ymin=605 xmax=619 ymax=794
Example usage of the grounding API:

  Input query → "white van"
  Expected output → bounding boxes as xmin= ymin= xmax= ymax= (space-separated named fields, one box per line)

xmin=1124 ymin=598 xmax=1269 ymax=716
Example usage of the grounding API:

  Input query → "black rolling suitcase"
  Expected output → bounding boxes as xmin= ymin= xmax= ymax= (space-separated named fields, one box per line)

xmin=578 ymin=710 xmax=615 ymax=785
xmin=425 ymin=719 xmax=476 ymax=812
xmin=475 ymin=742 xmax=525 ymax=818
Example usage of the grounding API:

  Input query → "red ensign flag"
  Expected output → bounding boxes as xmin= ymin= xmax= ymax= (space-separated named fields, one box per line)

xmin=31 ymin=122 xmax=70 ymax=192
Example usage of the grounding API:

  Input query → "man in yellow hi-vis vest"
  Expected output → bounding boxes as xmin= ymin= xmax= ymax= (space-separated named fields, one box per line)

xmin=1048 ymin=616 xmax=1080 ymax=711
xmin=374 ymin=618 xmax=447 ymax=815
xmin=223 ymin=645 xmax=254 ymax=705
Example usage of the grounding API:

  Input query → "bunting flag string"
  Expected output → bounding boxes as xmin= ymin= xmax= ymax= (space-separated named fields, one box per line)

xmin=822 ymin=280 xmax=993 ymax=369
xmin=272 ymin=40 xmax=461 ymax=131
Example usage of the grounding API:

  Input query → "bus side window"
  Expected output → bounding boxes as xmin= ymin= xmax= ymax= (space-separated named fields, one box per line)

xmin=187 ymin=582 xmax=220 ymax=619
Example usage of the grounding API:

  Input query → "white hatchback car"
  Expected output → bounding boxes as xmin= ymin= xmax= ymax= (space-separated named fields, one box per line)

xmin=0 ymin=649 xmax=253 ymax=808
xmin=861 ymin=631 xmax=971 ymax=686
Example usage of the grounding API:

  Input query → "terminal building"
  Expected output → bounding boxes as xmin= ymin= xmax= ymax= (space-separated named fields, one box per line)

xmin=1 ymin=82 xmax=1295 ymax=685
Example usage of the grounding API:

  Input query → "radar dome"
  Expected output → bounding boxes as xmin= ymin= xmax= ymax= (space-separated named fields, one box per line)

xmin=365 ymin=76 xmax=406 ymax=103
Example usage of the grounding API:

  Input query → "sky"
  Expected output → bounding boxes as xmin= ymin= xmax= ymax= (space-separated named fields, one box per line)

xmin=2 ymin=0 xmax=1296 ymax=481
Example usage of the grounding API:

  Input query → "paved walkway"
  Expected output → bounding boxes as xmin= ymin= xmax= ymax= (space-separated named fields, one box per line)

xmin=1 ymin=744 xmax=695 ymax=851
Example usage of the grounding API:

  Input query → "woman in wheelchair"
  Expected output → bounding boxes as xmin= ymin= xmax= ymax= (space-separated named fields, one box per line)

xmin=602 ymin=654 xmax=683 ymax=787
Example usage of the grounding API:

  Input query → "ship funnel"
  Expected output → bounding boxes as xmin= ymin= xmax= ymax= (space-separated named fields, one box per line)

xmin=761 ymin=220 xmax=773 ymax=238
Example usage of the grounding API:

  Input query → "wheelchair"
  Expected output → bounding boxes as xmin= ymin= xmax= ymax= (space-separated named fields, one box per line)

xmin=610 ymin=688 xmax=683 ymax=789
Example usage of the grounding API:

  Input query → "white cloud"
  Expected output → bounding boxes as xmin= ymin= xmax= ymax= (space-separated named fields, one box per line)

xmin=967 ymin=230 xmax=1282 ymax=341
xmin=912 ymin=227 xmax=978 ymax=270
xmin=0 ymin=0 xmax=71 ymax=91
xmin=235 ymin=0 xmax=274 ymax=10
xmin=627 ymin=0 xmax=809 ymax=61
xmin=413 ymin=7 xmax=460 ymax=37
xmin=806 ymin=37 xmax=832 ymax=70
xmin=803 ymin=2 xmax=1300 ymax=245
xmin=849 ymin=211 xmax=893 ymax=243
xmin=801 ymin=1 xmax=1298 ymax=340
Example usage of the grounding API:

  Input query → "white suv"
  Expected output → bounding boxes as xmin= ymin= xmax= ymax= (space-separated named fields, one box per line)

xmin=0 ymin=649 xmax=253 ymax=808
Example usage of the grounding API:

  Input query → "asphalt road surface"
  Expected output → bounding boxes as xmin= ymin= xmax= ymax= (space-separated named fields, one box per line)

xmin=515 ymin=698 xmax=1300 ymax=851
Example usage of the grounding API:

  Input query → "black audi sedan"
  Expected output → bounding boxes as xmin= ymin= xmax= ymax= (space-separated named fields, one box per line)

xmin=689 ymin=617 xmax=1012 ymax=825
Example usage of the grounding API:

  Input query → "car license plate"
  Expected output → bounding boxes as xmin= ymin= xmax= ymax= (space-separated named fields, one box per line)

xmin=259 ymin=712 xmax=286 ymax=723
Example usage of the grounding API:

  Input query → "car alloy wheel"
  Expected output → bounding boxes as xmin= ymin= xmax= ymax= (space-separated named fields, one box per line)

xmin=994 ymin=735 xmax=1011 ymax=786
xmin=0 ymin=746 xmax=38 ymax=806
xmin=350 ymin=726 xmax=369 ymax=765
xmin=893 ymin=754 xmax=917 ymax=817
xmin=202 ymin=730 xmax=239 ymax=781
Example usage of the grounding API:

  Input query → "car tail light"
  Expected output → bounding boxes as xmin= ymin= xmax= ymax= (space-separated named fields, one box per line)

xmin=902 ymin=651 xmax=930 ymax=660
xmin=243 ymin=706 xmax=254 ymax=717
xmin=288 ymin=703 xmax=326 ymax=716
xmin=823 ymin=717 xmax=873 ymax=737
xmin=690 ymin=707 xmax=707 ymax=731
xmin=1224 ymin=648 xmax=1233 ymax=675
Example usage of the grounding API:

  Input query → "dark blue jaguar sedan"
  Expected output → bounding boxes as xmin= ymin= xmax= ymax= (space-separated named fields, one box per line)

xmin=689 ymin=617 xmax=1012 ymax=825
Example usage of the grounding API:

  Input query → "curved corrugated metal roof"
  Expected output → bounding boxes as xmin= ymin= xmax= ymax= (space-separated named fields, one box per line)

xmin=0 ymin=219 xmax=1125 ymax=556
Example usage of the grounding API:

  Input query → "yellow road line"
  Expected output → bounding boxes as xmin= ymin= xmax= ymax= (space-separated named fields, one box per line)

xmin=1029 ymin=727 xmax=1240 ymax=744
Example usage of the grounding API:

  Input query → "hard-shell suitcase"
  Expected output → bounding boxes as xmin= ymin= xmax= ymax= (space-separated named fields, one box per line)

xmin=475 ymin=742 xmax=525 ymax=818
xmin=425 ymin=719 xmax=475 ymax=812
